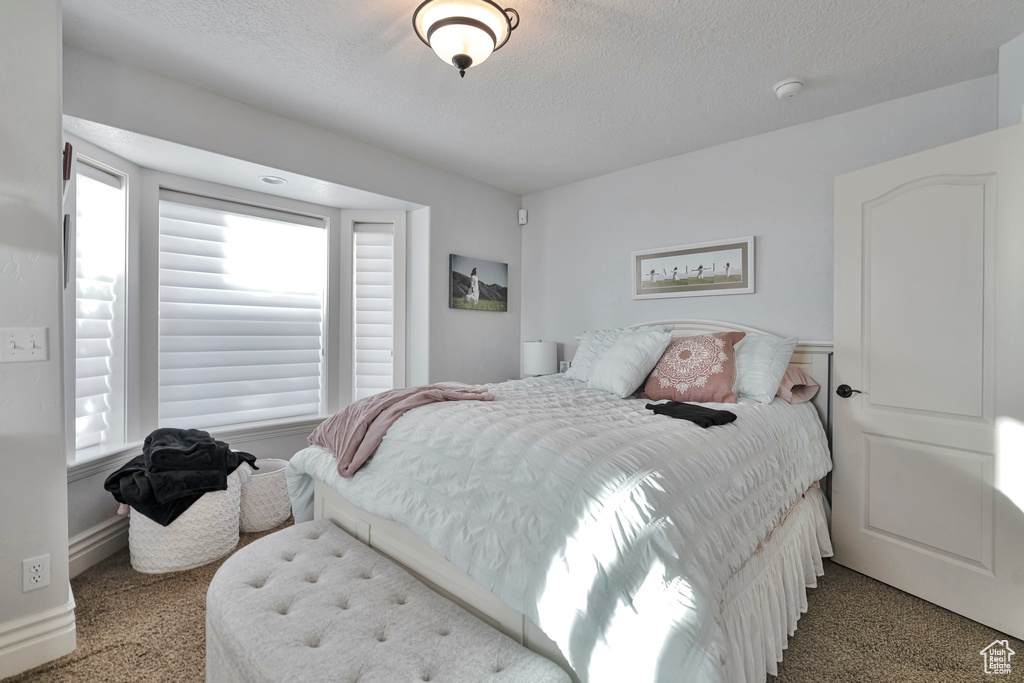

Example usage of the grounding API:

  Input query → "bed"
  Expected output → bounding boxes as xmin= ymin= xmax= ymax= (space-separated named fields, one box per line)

xmin=286 ymin=321 xmax=833 ymax=683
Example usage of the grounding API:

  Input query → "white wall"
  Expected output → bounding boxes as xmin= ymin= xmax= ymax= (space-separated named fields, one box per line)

xmin=0 ymin=0 xmax=76 ymax=677
xmin=521 ymin=77 xmax=997 ymax=358
xmin=62 ymin=45 xmax=523 ymax=386
xmin=999 ymin=33 xmax=1024 ymax=128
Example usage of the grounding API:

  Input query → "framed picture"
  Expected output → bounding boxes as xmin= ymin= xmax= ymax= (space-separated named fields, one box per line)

xmin=449 ymin=254 xmax=508 ymax=312
xmin=632 ymin=236 xmax=754 ymax=299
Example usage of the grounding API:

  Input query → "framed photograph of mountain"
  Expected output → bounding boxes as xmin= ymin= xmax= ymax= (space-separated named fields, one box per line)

xmin=632 ymin=236 xmax=754 ymax=299
xmin=449 ymin=254 xmax=508 ymax=312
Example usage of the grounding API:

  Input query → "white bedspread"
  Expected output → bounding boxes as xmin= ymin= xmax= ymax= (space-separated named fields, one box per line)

xmin=287 ymin=375 xmax=831 ymax=683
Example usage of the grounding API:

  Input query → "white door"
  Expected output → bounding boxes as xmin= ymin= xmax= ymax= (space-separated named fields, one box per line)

xmin=833 ymin=123 xmax=1024 ymax=638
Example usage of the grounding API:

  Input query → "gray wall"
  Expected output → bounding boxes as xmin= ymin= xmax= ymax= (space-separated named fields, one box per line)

xmin=521 ymin=76 xmax=997 ymax=359
xmin=0 ymin=0 xmax=72 ymax=671
xmin=999 ymin=33 xmax=1024 ymax=127
xmin=63 ymin=45 xmax=523 ymax=386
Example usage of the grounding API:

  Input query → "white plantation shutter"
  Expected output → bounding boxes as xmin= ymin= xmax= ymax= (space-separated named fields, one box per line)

xmin=75 ymin=165 xmax=126 ymax=451
xmin=354 ymin=225 xmax=394 ymax=401
xmin=158 ymin=193 xmax=327 ymax=429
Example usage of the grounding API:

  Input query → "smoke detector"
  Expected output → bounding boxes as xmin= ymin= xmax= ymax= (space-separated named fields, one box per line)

xmin=774 ymin=78 xmax=804 ymax=99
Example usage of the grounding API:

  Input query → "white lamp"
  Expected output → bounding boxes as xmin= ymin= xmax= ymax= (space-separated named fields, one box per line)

xmin=412 ymin=0 xmax=520 ymax=78
xmin=522 ymin=340 xmax=557 ymax=377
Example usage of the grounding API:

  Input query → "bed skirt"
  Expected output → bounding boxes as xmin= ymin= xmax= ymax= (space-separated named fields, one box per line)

xmin=721 ymin=485 xmax=832 ymax=683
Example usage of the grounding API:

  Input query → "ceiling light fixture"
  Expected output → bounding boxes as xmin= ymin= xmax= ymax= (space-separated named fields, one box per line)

xmin=413 ymin=0 xmax=519 ymax=78
xmin=258 ymin=175 xmax=287 ymax=185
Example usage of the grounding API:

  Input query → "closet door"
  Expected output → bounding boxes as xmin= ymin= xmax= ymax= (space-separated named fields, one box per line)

xmin=833 ymin=123 xmax=1024 ymax=638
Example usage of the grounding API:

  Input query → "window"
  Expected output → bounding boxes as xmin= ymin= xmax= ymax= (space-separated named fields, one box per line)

xmin=353 ymin=224 xmax=394 ymax=400
xmin=74 ymin=162 xmax=127 ymax=451
xmin=157 ymin=192 xmax=327 ymax=430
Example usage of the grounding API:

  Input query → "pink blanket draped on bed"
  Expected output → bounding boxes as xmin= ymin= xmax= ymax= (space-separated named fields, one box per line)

xmin=309 ymin=383 xmax=495 ymax=477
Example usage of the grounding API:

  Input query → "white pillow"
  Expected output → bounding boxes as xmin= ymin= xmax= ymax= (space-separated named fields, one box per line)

xmin=733 ymin=333 xmax=799 ymax=403
xmin=588 ymin=327 xmax=673 ymax=398
xmin=565 ymin=328 xmax=626 ymax=382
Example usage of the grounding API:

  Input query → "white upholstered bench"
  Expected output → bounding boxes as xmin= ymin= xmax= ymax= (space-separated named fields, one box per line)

xmin=206 ymin=520 xmax=571 ymax=683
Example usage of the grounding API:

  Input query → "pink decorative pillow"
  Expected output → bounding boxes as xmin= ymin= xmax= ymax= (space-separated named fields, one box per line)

xmin=776 ymin=364 xmax=820 ymax=404
xmin=643 ymin=332 xmax=746 ymax=403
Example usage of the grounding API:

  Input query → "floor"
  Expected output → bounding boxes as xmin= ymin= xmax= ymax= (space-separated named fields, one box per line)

xmin=773 ymin=564 xmax=1023 ymax=682
xmin=7 ymin=530 xmax=1021 ymax=682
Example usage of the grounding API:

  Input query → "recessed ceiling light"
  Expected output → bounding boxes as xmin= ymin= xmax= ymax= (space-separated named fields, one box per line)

xmin=258 ymin=175 xmax=287 ymax=185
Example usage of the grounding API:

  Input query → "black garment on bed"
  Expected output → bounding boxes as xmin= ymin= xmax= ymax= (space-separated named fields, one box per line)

xmin=645 ymin=401 xmax=737 ymax=428
xmin=103 ymin=428 xmax=257 ymax=527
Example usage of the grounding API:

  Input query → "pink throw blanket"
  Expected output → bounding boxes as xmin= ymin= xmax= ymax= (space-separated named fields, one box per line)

xmin=309 ymin=383 xmax=494 ymax=477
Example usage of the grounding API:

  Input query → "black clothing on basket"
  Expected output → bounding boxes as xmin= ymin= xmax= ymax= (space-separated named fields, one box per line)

xmin=143 ymin=428 xmax=242 ymax=500
xmin=645 ymin=401 xmax=737 ymax=428
xmin=104 ymin=428 xmax=257 ymax=526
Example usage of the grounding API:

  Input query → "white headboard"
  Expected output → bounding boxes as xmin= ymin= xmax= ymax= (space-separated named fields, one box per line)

xmin=620 ymin=320 xmax=834 ymax=443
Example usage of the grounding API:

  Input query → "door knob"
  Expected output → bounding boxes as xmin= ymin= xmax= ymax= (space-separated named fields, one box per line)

xmin=836 ymin=384 xmax=862 ymax=398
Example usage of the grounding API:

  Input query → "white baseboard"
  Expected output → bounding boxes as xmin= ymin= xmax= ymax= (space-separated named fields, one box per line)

xmin=0 ymin=595 xmax=76 ymax=679
xmin=69 ymin=515 xmax=129 ymax=579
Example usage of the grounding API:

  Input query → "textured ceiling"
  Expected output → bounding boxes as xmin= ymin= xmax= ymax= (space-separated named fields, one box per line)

xmin=62 ymin=0 xmax=1024 ymax=195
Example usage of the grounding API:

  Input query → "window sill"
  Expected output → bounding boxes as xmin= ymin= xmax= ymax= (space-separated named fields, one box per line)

xmin=68 ymin=442 xmax=144 ymax=483
xmin=67 ymin=415 xmax=327 ymax=483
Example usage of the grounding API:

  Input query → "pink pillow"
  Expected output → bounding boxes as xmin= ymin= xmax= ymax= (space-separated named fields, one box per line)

xmin=776 ymin=364 xmax=820 ymax=404
xmin=643 ymin=332 xmax=745 ymax=403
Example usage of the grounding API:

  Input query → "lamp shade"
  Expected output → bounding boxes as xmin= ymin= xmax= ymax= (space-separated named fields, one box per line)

xmin=413 ymin=0 xmax=519 ymax=77
xmin=522 ymin=340 xmax=557 ymax=376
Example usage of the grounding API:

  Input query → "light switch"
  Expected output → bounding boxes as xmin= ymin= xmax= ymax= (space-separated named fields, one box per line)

xmin=0 ymin=328 xmax=49 ymax=363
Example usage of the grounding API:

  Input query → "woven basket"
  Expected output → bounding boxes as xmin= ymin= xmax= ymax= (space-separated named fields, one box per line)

xmin=129 ymin=465 xmax=249 ymax=574
xmin=239 ymin=459 xmax=291 ymax=533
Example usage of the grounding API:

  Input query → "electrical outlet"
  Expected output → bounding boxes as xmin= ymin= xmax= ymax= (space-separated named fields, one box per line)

xmin=23 ymin=554 xmax=50 ymax=592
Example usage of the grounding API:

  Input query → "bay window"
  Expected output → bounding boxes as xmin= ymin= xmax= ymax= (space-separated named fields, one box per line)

xmin=157 ymin=192 xmax=328 ymax=430
xmin=74 ymin=161 xmax=127 ymax=452
xmin=353 ymin=224 xmax=395 ymax=400
xmin=65 ymin=149 xmax=407 ymax=470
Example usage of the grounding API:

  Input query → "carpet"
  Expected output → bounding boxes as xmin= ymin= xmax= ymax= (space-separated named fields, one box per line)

xmin=5 ymin=521 xmax=291 ymax=683
xmin=7 ymin=532 xmax=1021 ymax=682
xmin=774 ymin=561 xmax=1023 ymax=682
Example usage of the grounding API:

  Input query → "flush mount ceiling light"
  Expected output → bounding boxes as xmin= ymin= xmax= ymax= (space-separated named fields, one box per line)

xmin=413 ymin=0 xmax=519 ymax=78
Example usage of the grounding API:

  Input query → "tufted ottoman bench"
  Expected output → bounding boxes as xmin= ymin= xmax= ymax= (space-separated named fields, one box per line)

xmin=206 ymin=520 xmax=571 ymax=683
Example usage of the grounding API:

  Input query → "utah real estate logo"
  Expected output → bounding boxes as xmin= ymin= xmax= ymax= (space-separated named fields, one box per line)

xmin=980 ymin=640 xmax=1015 ymax=675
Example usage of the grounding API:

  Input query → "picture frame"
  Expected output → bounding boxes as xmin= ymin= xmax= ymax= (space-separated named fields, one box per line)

xmin=448 ymin=253 xmax=509 ymax=312
xmin=632 ymin=236 xmax=754 ymax=299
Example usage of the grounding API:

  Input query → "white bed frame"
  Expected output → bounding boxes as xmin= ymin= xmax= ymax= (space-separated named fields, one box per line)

xmin=314 ymin=320 xmax=833 ymax=680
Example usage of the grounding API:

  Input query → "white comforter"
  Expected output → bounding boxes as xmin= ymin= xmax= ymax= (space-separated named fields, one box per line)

xmin=287 ymin=375 xmax=831 ymax=683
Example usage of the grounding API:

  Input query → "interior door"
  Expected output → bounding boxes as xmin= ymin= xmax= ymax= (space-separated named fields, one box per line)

xmin=833 ymin=123 xmax=1024 ymax=638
